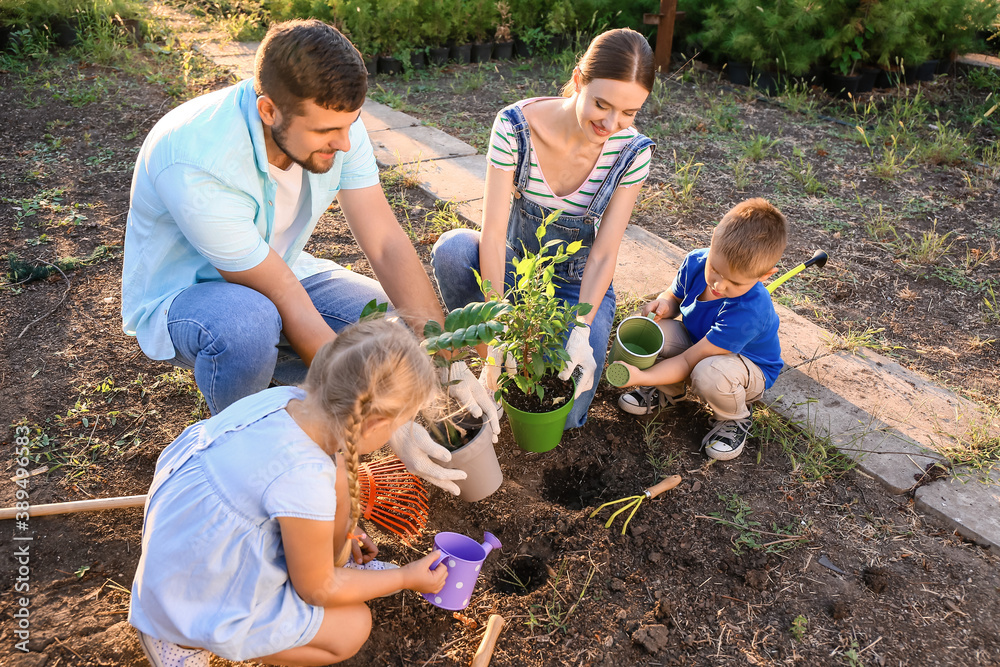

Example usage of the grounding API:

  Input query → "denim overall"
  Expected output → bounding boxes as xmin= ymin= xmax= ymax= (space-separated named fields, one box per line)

xmin=431 ymin=104 xmax=654 ymax=429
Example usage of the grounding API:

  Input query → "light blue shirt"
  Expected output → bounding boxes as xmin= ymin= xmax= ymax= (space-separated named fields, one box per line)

xmin=121 ymin=78 xmax=380 ymax=360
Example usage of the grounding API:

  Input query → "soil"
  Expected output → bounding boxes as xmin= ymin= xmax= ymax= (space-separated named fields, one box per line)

xmin=503 ymin=376 xmax=575 ymax=414
xmin=2 ymin=33 xmax=1000 ymax=667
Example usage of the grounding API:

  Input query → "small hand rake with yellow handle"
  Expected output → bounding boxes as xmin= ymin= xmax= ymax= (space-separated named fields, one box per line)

xmin=590 ymin=475 xmax=682 ymax=534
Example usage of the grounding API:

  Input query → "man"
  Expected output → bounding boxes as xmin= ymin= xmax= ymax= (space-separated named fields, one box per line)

xmin=121 ymin=20 xmax=497 ymax=493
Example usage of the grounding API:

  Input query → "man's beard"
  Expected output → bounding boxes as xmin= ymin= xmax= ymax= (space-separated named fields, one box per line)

xmin=271 ymin=119 xmax=336 ymax=174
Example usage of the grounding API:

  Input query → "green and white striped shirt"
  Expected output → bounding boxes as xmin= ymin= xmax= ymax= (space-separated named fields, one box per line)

xmin=487 ymin=97 xmax=652 ymax=220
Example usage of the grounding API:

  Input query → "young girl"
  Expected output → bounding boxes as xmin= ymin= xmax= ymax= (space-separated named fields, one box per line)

xmin=431 ymin=28 xmax=655 ymax=429
xmin=129 ymin=319 xmax=448 ymax=667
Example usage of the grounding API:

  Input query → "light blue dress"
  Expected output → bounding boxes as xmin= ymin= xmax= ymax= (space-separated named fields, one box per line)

xmin=129 ymin=386 xmax=337 ymax=660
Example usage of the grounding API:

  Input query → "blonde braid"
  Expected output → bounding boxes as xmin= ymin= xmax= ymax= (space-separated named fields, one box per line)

xmin=334 ymin=393 xmax=369 ymax=567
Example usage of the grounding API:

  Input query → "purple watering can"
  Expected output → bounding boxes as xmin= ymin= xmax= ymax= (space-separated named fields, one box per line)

xmin=423 ymin=531 xmax=502 ymax=610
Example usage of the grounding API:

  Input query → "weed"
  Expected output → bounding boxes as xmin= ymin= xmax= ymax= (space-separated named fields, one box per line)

xmin=783 ymin=155 xmax=826 ymax=195
xmin=857 ymin=127 xmax=917 ymax=180
xmin=933 ymin=406 xmax=1000 ymax=474
xmin=639 ymin=418 xmax=679 ymax=477
xmin=733 ymin=158 xmax=752 ymax=191
xmin=790 ymin=614 xmax=808 ymax=641
xmin=841 ymin=640 xmax=865 ymax=666
xmin=421 ymin=201 xmax=469 ymax=242
xmin=5 ymin=246 xmax=120 ymax=284
xmin=4 ymin=187 xmax=66 ymax=231
xmin=701 ymin=90 xmax=740 ymax=133
xmin=918 ymin=113 xmax=968 ymax=166
xmin=823 ymin=323 xmax=903 ymax=357
xmin=75 ymin=565 xmax=91 ymax=579
xmin=526 ymin=560 xmax=596 ymax=636
xmin=369 ymin=84 xmax=409 ymax=110
xmin=741 ymin=133 xmax=780 ymax=161
xmin=498 ymin=563 xmax=532 ymax=594
xmin=670 ymin=149 xmax=703 ymax=208
xmin=645 ymin=75 xmax=672 ymax=117
xmin=899 ymin=220 xmax=954 ymax=264
xmin=708 ymin=492 xmax=807 ymax=554
xmin=982 ymin=282 xmax=1000 ymax=324
xmin=854 ymin=191 xmax=897 ymax=241
xmin=452 ymin=67 xmax=487 ymax=94
xmin=780 ymin=80 xmax=818 ymax=115
xmin=753 ymin=404 xmax=857 ymax=481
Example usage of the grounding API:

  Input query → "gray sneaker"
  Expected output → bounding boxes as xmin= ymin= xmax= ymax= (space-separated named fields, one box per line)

xmin=702 ymin=411 xmax=753 ymax=461
xmin=618 ymin=387 xmax=683 ymax=416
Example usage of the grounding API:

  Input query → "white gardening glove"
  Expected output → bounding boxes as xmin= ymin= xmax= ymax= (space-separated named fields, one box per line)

xmin=389 ymin=422 xmax=467 ymax=496
xmin=558 ymin=324 xmax=596 ymax=399
xmin=447 ymin=361 xmax=501 ymax=442
xmin=480 ymin=344 xmax=517 ymax=394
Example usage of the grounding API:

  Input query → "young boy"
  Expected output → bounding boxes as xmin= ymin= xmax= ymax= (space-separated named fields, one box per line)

xmin=616 ymin=198 xmax=788 ymax=461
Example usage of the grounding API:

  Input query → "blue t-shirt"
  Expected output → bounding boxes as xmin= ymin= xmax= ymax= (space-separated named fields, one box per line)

xmin=669 ymin=248 xmax=783 ymax=388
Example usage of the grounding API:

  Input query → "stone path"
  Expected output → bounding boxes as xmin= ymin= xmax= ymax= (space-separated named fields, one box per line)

xmin=166 ymin=17 xmax=999 ymax=549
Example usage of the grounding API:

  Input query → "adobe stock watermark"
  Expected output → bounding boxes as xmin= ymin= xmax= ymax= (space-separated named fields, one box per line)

xmin=11 ymin=425 xmax=33 ymax=653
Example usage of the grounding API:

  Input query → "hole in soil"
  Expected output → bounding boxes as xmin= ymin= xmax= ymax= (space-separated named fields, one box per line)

xmin=542 ymin=463 xmax=610 ymax=510
xmin=493 ymin=555 xmax=549 ymax=596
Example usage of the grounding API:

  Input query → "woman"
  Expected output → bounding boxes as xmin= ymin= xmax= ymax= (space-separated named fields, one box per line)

xmin=431 ymin=28 xmax=655 ymax=428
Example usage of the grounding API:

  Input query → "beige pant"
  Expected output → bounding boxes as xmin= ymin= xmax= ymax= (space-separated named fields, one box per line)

xmin=655 ymin=319 xmax=765 ymax=421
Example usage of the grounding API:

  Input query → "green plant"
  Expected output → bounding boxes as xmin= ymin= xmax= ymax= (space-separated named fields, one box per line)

xmin=783 ymin=155 xmax=825 ymax=195
xmin=526 ymin=560 xmax=596 ymax=635
xmin=983 ymin=281 xmax=1000 ymax=324
xmin=899 ymin=220 xmax=954 ymax=264
xmin=419 ymin=300 xmax=509 ymax=449
xmin=640 ymin=418 xmax=679 ymax=477
xmin=740 ymin=133 xmax=779 ymax=161
xmin=790 ymin=614 xmax=808 ymax=641
xmin=489 ymin=210 xmax=592 ymax=403
xmin=670 ymin=149 xmax=703 ymax=208
xmin=752 ymin=404 xmax=857 ymax=481
xmin=328 ymin=0 xmax=379 ymax=56
xmin=704 ymin=492 xmax=808 ymax=554
xmin=856 ymin=127 xmax=917 ymax=180
xmin=822 ymin=324 xmax=903 ymax=357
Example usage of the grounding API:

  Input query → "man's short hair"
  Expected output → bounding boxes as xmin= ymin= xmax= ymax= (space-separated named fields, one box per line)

xmin=712 ymin=198 xmax=788 ymax=277
xmin=254 ymin=19 xmax=367 ymax=116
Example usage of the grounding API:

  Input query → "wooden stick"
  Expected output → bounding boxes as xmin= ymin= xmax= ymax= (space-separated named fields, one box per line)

xmin=0 ymin=495 xmax=146 ymax=521
xmin=470 ymin=615 xmax=505 ymax=667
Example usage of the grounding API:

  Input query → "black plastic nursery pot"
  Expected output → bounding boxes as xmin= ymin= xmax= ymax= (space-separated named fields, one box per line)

xmin=471 ymin=41 xmax=493 ymax=63
xmin=753 ymin=70 xmax=782 ymax=96
xmin=50 ymin=17 xmax=80 ymax=48
xmin=377 ymin=55 xmax=403 ymax=75
xmin=363 ymin=56 xmax=376 ymax=76
xmin=450 ymin=42 xmax=472 ymax=64
xmin=916 ymin=59 xmax=938 ymax=82
xmin=826 ymin=72 xmax=861 ymax=100
xmin=726 ymin=61 xmax=752 ymax=87
xmin=493 ymin=40 xmax=513 ymax=60
xmin=856 ymin=66 xmax=879 ymax=94
xmin=428 ymin=46 xmax=449 ymax=66
xmin=513 ymin=37 xmax=531 ymax=58
xmin=410 ymin=50 xmax=427 ymax=70
xmin=874 ymin=68 xmax=897 ymax=89
xmin=902 ymin=65 xmax=919 ymax=85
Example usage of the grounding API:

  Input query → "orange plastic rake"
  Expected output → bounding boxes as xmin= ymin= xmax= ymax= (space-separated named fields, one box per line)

xmin=359 ymin=455 xmax=430 ymax=542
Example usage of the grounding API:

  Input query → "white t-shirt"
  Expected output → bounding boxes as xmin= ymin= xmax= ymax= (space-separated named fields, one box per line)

xmin=268 ymin=161 xmax=308 ymax=257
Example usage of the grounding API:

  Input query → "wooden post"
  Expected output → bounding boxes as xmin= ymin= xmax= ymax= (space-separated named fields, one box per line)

xmin=643 ymin=0 xmax=680 ymax=73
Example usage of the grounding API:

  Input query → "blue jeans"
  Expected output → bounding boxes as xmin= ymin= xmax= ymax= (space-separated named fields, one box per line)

xmin=431 ymin=228 xmax=615 ymax=429
xmin=165 ymin=268 xmax=389 ymax=415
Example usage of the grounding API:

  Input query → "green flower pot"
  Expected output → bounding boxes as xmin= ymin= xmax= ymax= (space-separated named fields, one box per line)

xmin=501 ymin=389 xmax=575 ymax=453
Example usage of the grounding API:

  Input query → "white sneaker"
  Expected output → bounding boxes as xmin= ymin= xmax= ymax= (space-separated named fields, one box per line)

xmin=618 ymin=387 xmax=683 ymax=416
xmin=344 ymin=557 xmax=400 ymax=571
xmin=137 ymin=630 xmax=209 ymax=667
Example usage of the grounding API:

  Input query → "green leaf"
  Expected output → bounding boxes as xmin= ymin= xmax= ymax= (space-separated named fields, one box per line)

xmin=423 ymin=320 xmax=442 ymax=338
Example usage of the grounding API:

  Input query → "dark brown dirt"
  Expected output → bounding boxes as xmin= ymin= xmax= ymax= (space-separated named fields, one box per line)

xmin=2 ymin=38 xmax=1000 ymax=667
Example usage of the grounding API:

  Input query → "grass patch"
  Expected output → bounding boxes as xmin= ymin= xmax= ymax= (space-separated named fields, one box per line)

xmin=753 ymin=403 xmax=858 ymax=482
xmin=702 ymin=491 xmax=808 ymax=554
xmin=823 ymin=324 xmax=904 ymax=357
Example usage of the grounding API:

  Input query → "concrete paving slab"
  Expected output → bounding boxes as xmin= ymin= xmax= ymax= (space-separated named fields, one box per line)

xmin=787 ymin=350 xmax=994 ymax=456
xmin=614 ymin=225 xmax=686 ymax=299
xmin=915 ymin=470 xmax=1000 ymax=549
xmin=362 ymin=100 xmax=422 ymax=132
xmin=772 ymin=306 xmax=831 ymax=370
xmin=411 ymin=155 xmax=488 ymax=203
xmin=369 ymin=126 xmax=478 ymax=166
xmin=768 ymin=367 xmax=941 ymax=494
xmin=455 ymin=199 xmax=484 ymax=227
